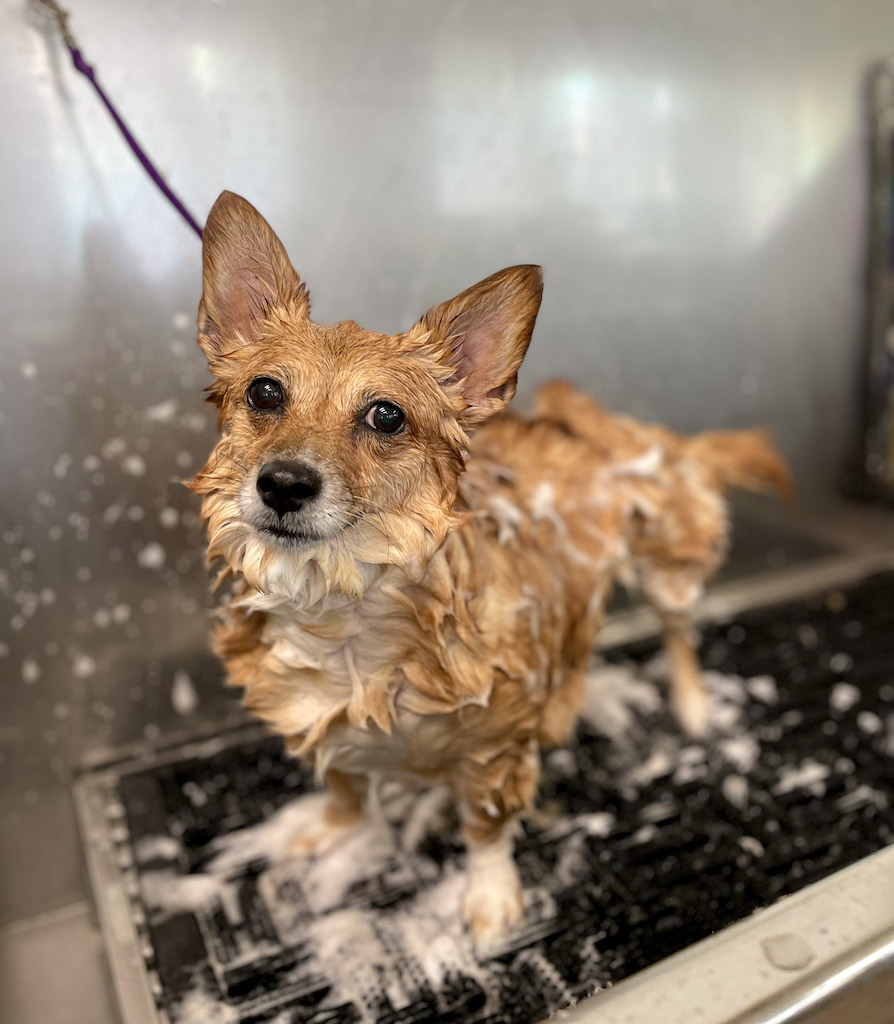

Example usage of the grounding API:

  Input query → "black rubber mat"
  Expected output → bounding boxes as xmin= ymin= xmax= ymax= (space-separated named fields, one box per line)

xmin=93 ymin=571 xmax=894 ymax=1023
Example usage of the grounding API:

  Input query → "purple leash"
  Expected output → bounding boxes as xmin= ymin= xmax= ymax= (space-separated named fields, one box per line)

xmin=36 ymin=0 xmax=204 ymax=239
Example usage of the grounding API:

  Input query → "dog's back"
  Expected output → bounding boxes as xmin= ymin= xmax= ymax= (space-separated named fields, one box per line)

xmin=460 ymin=379 xmax=791 ymax=738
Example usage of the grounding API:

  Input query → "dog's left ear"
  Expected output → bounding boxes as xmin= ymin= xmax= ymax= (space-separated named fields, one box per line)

xmin=198 ymin=191 xmax=310 ymax=362
xmin=413 ymin=265 xmax=543 ymax=426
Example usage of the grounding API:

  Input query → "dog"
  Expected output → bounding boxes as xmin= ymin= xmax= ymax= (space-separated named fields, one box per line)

xmin=190 ymin=191 xmax=790 ymax=953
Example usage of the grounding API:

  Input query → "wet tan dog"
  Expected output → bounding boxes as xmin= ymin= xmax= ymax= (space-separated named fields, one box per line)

xmin=191 ymin=191 xmax=789 ymax=953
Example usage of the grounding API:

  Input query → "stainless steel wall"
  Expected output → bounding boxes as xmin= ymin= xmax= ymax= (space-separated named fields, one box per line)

xmin=1 ymin=0 xmax=889 ymax=923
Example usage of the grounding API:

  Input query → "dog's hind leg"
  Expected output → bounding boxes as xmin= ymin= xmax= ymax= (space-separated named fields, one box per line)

xmin=636 ymin=562 xmax=717 ymax=737
xmin=660 ymin=610 xmax=710 ymax=738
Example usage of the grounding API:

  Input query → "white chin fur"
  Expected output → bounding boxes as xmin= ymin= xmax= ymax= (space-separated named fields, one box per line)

xmin=231 ymin=522 xmax=436 ymax=612
xmin=236 ymin=533 xmax=362 ymax=610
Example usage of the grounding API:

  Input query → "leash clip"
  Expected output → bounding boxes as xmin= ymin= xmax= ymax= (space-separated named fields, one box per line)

xmin=31 ymin=0 xmax=77 ymax=50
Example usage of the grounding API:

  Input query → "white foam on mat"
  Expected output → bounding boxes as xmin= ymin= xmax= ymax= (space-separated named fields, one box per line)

xmin=581 ymin=662 xmax=662 ymax=738
xmin=176 ymin=986 xmax=240 ymax=1024
xmin=773 ymin=758 xmax=831 ymax=796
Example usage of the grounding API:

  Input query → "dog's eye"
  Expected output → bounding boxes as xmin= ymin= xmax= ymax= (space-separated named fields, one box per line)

xmin=247 ymin=377 xmax=285 ymax=412
xmin=365 ymin=401 xmax=405 ymax=435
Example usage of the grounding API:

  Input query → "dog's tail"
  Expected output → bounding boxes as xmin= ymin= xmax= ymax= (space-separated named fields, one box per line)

xmin=685 ymin=428 xmax=792 ymax=499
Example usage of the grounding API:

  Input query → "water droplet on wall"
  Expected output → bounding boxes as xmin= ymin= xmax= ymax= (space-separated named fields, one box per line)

xmin=171 ymin=670 xmax=199 ymax=716
xmin=122 ymin=454 xmax=147 ymax=477
xmin=137 ymin=543 xmax=166 ymax=569
xmin=72 ymin=652 xmax=97 ymax=679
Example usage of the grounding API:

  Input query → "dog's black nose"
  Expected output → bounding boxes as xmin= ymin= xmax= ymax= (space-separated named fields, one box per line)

xmin=256 ymin=460 xmax=322 ymax=516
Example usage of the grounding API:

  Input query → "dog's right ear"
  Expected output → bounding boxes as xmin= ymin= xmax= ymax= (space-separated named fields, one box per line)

xmin=411 ymin=265 xmax=543 ymax=427
xmin=198 ymin=191 xmax=309 ymax=362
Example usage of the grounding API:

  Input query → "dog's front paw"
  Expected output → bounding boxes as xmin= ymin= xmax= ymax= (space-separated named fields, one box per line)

xmin=286 ymin=793 xmax=365 ymax=859
xmin=462 ymin=852 xmax=525 ymax=956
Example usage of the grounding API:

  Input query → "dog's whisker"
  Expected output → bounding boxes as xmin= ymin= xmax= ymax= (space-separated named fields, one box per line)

xmin=213 ymin=448 xmax=251 ymax=475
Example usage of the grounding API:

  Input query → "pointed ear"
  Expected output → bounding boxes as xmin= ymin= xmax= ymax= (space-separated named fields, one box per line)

xmin=415 ymin=265 xmax=543 ymax=426
xmin=198 ymin=191 xmax=309 ymax=361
